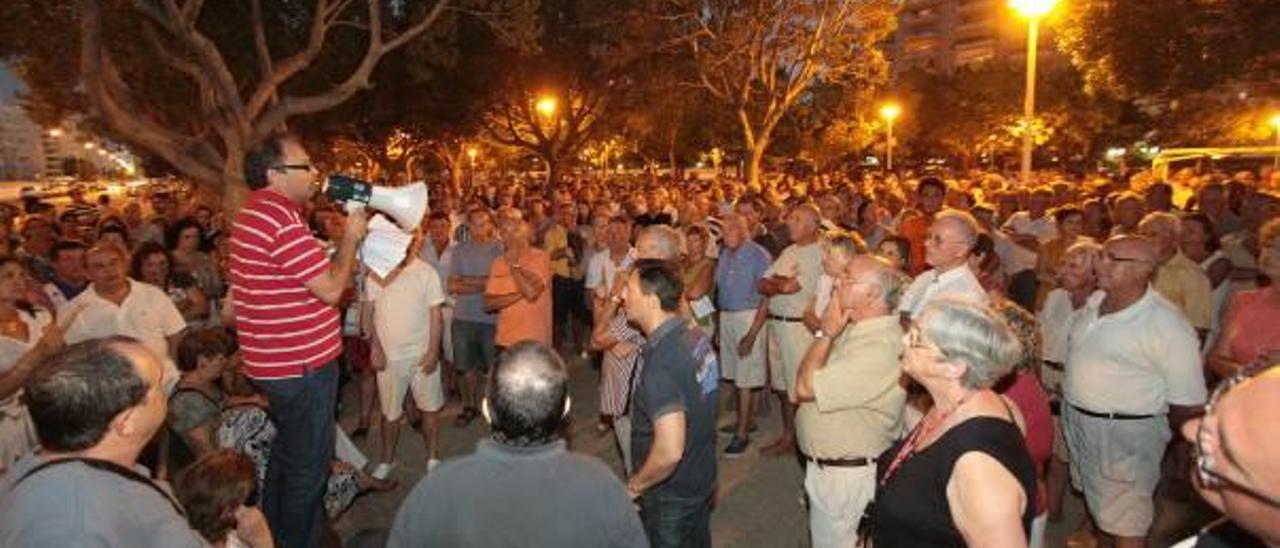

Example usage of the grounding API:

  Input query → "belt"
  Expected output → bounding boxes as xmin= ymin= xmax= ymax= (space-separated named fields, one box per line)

xmin=1042 ymin=360 xmax=1064 ymax=372
xmin=801 ymin=452 xmax=875 ymax=468
xmin=1070 ymin=404 xmax=1155 ymax=421
xmin=768 ymin=314 xmax=804 ymax=323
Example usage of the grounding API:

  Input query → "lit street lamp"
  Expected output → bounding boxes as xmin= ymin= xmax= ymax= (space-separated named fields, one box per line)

xmin=535 ymin=95 xmax=558 ymax=119
xmin=1010 ymin=0 xmax=1060 ymax=185
xmin=467 ymin=146 xmax=479 ymax=185
xmin=1270 ymin=113 xmax=1280 ymax=170
xmin=879 ymin=102 xmax=902 ymax=172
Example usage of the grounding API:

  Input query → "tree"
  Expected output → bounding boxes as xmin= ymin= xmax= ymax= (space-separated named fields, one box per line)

xmin=664 ymin=0 xmax=896 ymax=189
xmin=0 ymin=0 xmax=535 ymax=209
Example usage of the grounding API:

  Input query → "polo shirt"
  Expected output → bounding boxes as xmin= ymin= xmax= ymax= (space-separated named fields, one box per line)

xmin=796 ymin=315 xmax=905 ymax=460
xmin=764 ymin=241 xmax=824 ymax=317
xmin=1064 ymin=288 xmax=1208 ymax=415
xmin=0 ymin=455 xmax=208 ymax=547
xmin=1152 ymin=252 xmax=1214 ymax=330
xmin=485 ymin=248 xmax=553 ymax=347
xmin=448 ymin=240 xmax=501 ymax=324
xmin=364 ymin=259 xmax=445 ymax=361
xmin=897 ymin=264 xmax=988 ymax=319
xmin=1037 ymin=288 xmax=1101 ymax=364
xmin=64 ymin=279 xmax=185 ymax=388
xmin=386 ymin=439 xmax=647 ymax=548
xmin=631 ymin=317 xmax=718 ymax=499
xmin=229 ymin=189 xmax=341 ymax=379
xmin=715 ymin=241 xmax=771 ymax=311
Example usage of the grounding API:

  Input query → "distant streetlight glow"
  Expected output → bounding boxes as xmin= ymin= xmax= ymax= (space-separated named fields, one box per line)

xmin=1010 ymin=0 xmax=1060 ymax=184
xmin=535 ymin=96 xmax=558 ymax=118
xmin=47 ymin=129 xmax=63 ymax=138
xmin=1010 ymin=0 xmax=1060 ymax=18
xmin=879 ymin=103 xmax=901 ymax=122
xmin=879 ymin=102 xmax=902 ymax=172
xmin=1270 ymin=113 xmax=1280 ymax=169
xmin=83 ymin=142 xmax=96 ymax=150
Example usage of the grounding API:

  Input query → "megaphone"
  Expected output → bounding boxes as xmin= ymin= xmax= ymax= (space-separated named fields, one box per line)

xmin=324 ymin=175 xmax=428 ymax=231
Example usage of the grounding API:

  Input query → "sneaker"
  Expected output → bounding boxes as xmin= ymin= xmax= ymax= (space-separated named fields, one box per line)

xmin=718 ymin=423 xmax=758 ymax=436
xmin=371 ymin=462 xmax=395 ymax=481
xmin=427 ymin=458 xmax=441 ymax=473
xmin=723 ymin=435 xmax=750 ymax=458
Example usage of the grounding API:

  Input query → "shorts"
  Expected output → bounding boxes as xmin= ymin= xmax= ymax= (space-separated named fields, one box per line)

xmin=768 ymin=320 xmax=813 ymax=396
xmin=1062 ymin=405 xmax=1170 ymax=537
xmin=718 ymin=310 xmax=766 ymax=389
xmin=452 ymin=320 xmax=497 ymax=373
xmin=376 ymin=355 xmax=445 ymax=420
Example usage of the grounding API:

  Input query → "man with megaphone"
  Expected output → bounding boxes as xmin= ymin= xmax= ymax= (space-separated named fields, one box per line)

xmin=228 ymin=133 xmax=369 ymax=548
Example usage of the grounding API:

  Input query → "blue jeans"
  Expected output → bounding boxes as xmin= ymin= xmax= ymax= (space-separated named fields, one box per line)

xmin=254 ymin=361 xmax=338 ymax=548
xmin=639 ymin=490 xmax=712 ymax=548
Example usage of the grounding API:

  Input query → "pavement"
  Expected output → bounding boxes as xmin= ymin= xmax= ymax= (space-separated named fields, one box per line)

xmin=332 ymin=354 xmax=1215 ymax=548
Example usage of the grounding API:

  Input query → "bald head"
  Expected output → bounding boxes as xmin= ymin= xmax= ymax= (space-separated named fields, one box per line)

xmin=636 ymin=225 xmax=682 ymax=260
xmin=486 ymin=341 xmax=570 ymax=447
xmin=839 ymin=254 xmax=908 ymax=317
xmin=1137 ymin=212 xmax=1180 ymax=261
xmin=1097 ymin=235 xmax=1156 ymax=293
xmin=786 ymin=203 xmax=821 ymax=243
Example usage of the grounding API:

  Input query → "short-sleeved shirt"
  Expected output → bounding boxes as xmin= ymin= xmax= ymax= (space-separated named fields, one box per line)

xmin=1064 ymin=288 xmax=1208 ymax=415
xmin=542 ymin=224 xmax=572 ymax=278
xmin=585 ymin=248 xmax=635 ymax=298
xmin=1002 ymin=212 xmax=1058 ymax=243
xmin=715 ymin=241 xmax=771 ymax=311
xmin=485 ymin=248 xmax=553 ymax=347
xmin=0 ymin=455 xmax=208 ymax=547
xmin=229 ymin=189 xmax=340 ymax=379
xmin=897 ymin=265 xmax=988 ymax=319
xmin=764 ymin=241 xmax=824 ymax=317
xmin=365 ymin=259 xmax=445 ymax=361
xmin=1038 ymin=288 xmax=1100 ymax=364
xmin=1152 ymin=252 xmax=1214 ymax=330
xmin=631 ymin=317 xmax=718 ymax=498
xmin=449 ymin=240 xmax=502 ymax=324
xmin=64 ymin=280 xmax=186 ymax=387
xmin=797 ymin=315 xmax=905 ymax=460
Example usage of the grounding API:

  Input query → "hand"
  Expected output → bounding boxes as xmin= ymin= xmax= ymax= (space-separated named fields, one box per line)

xmin=625 ymin=480 xmax=642 ymax=501
xmin=234 ymin=505 xmax=274 ymax=548
xmin=34 ymin=322 xmax=66 ymax=356
xmin=344 ymin=209 xmax=369 ymax=242
xmin=819 ymin=302 xmax=852 ymax=339
xmin=418 ymin=352 xmax=440 ymax=375
xmin=737 ymin=332 xmax=757 ymax=359
xmin=370 ymin=343 xmax=387 ymax=372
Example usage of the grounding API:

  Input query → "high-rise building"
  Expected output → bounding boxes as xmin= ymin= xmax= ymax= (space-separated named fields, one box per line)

xmin=890 ymin=0 xmax=1061 ymax=75
xmin=0 ymin=104 xmax=44 ymax=180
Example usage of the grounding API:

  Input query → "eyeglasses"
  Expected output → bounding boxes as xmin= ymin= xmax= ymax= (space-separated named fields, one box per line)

xmin=1102 ymin=252 xmax=1150 ymax=264
xmin=1195 ymin=362 xmax=1280 ymax=506
xmin=905 ymin=325 xmax=944 ymax=356
xmin=272 ymin=164 xmax=316 ymax=173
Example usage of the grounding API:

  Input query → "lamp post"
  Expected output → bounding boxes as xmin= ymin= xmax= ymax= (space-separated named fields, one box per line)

xmin=535 ymin=95 xmax=558 ymax=120
xmin=879 ymin=103 xmax=902 ymax=172
xmin=1270 ymin=113 xmax=1280 ymax=170
xmin=1010 ymin=0 xmax=1059 ymax=185
xmin=467 ymin=146 xmax=479 ymax=186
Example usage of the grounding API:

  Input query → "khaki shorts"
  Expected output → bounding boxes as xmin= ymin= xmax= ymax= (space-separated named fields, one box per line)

xmin=768 ymin=320 xmax=814 ymax=396
xmin=1062 ymin=405 xmax=1170 ymax=537
xmin=719 ymin=310 xmax=767 ymax=389
xmin=376 ymin=355 xmax=446 ymax=420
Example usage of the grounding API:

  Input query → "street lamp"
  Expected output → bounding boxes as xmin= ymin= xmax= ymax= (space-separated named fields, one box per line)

xmin=535 ymin=95 xmax=558 ymax=119
xmin=1270 ymin=113 xmax=1280 ymax=170
xmin=467 ymin=146 xmax=479 ymax=186
xmin=879 ymin=102 xmax=902 ymax=172
xmin=1010 ymin=0 xmax=1060 ymax=185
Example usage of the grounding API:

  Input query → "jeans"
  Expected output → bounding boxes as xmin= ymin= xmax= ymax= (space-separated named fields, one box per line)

xmin=255 ymin=361 xmax=339 ymax=548
xmin=639 ymin=490 xmax=712 ymax=548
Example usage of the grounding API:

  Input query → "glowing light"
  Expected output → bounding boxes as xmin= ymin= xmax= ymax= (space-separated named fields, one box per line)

xmin=879 ymin=103 xmax=902 ymax=122
xmin=535 ymin=96 xmax=558 ymax=118
xmin=1009 ymin=0 xmax=1060 ymax=19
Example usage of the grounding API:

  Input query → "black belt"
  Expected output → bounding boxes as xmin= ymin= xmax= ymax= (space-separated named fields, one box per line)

xmin=801 ymin=452 xmax=874 ymax=468
xmin=768 ymin=314 xmax=804 ymax=323
xmin=1042 ymin=360 xmax=1064 ymax=372
xmin=1070 ymin=404 xmax=1155 ymax=421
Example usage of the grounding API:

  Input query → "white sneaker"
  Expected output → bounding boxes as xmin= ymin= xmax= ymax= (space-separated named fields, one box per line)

xmin=427 ymin=458 xmax=441 ymax=473
xmin=371 ymin=462 xmax=395 ymax=480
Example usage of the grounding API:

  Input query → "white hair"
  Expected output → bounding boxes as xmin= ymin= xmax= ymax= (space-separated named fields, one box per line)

xmin=918 ymin=298 xmax=1022 ymax=390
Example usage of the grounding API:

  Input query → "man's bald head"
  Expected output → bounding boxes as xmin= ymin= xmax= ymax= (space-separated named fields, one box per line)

xmin=786 ymin=203 xmax=821 ymax=243
xmin=1097 ymin=235 xmax=1157 ymax=292
xmin=636 ymin=224 xmax=682 ymax=260
xmin=485 ymin=341 xmax=570 ymax=447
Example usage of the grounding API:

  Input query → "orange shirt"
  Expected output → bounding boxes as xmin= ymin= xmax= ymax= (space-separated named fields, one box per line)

xmin=898 ymin=213 xmax=932 ymax=276
xmin=486 ymin=248 xmax=553 ymax=347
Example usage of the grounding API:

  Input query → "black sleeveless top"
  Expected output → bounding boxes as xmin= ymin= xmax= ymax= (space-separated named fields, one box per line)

xmin=871 ymin=416 xmax=1036 ymax=547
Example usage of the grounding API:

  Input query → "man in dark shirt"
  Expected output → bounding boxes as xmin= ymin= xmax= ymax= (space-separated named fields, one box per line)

xmin=387 ymin=341 xmax=647 ymax=548
xmin=623 ymin=259 xmax=718 ymax=548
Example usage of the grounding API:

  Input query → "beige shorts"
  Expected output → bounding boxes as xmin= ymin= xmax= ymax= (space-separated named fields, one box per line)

xmin=768 ymin=320 xmax=814 ymax=396
xmin=719 ymin=310 xmax=767 ymax=389
xmin=1062 ymin=405 xmax=1170 ymax=537
xmin=376 ymin=355 xmax=445 ymax=420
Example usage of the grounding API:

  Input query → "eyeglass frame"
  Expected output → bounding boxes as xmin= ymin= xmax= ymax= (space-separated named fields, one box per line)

xmin=271 ymin=163 xmax=317 ymax=173
xmin=1194 ymin=361 xmax=1280 ymax=507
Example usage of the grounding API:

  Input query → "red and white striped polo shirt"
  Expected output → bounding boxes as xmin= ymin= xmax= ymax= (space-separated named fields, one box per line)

xmin=229 ymin=189 xmax=341 ymax=380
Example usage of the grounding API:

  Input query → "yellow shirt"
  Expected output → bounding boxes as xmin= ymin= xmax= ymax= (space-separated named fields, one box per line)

xmin=1152 ymin=252 xmax=1213 ymax=330
xmin=796 ymin=315 xmax=906 ymax=460
xmin=542 ymin=224 xmax=571 ymax=279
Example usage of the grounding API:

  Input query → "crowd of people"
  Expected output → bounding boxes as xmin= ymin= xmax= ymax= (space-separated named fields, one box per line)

xmin=0 ymin=130 xmax=1278 ymax=548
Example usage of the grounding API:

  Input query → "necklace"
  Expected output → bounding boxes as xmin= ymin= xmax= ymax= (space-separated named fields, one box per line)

xmin=879 ymin=391 xmax=975 ymax=487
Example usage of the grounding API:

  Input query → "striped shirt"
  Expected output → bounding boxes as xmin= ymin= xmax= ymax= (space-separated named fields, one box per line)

xmin=229 ymin=190 xmax=341 ymax=379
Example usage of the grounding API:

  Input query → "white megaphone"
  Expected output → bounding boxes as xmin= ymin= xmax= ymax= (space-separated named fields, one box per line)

xmin=323 ymin=175 xmax=428 ymax=230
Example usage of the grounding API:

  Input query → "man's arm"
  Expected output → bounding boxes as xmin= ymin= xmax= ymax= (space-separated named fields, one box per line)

xmin=509 ymin=261 xmax=548 ymax=302
xmin=305 ymin=213 xmax=368 ymax=305
xmin=447 ymin=275 xmax=488 ymax=295
xmin=419 ymin=306 xmax=443 ymax=374
xmin=793 ymin=336 xmax=835 ymax=404
xmin=626 ymin=411 xmax=686 ymax=498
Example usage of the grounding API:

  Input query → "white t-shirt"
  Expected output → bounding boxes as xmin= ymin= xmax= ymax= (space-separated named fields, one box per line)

xmin=364 ymin=259 xmax=445 ymax=361
xmin=812 ymin=274 xmax=835 ymax=319
xmin=1037 ymin=288 xmax=1100 ymax=364
xmin=585 ymin=248 xmax=635 ymax=298
xmin=897 ymin=265 xmax=988 ymax=320
xmin=1002 ymin=211 xmax=1058 ymax=242
xmin=1064 ymin=288 xmax=1208 ymax=415
xmin=765 ymin=242 xmax=825 ymax=317
xmin=64 ymin=280 xmax=186 ymax=390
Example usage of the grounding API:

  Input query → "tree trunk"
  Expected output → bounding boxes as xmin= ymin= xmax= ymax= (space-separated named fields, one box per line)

xmin=745 ymin=145 xmax=767 ymax=192
xmin=544 ymin=154 xmax=560 ymax=196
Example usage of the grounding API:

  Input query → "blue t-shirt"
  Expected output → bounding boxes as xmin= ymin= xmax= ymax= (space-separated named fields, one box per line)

xmin=715 ymin=241 xmax=772 ymax=311
xmin=449 ymin=240 xmax=502 ymax=324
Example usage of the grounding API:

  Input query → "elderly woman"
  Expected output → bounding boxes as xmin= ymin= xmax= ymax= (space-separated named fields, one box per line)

xmin=870 ymin=298 xmax=1036 ymax=548
xmin=1209 ymin=218 xmax=1280 ymax=380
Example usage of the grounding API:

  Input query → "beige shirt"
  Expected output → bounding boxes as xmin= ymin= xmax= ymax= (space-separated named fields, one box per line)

xmin=796 ymin=315 xmax=906 ymax=460
xmin=1152 ymin=252 xmax=1213 ymax=330
xmin=765 ymin=241 xmax=824 ymax=317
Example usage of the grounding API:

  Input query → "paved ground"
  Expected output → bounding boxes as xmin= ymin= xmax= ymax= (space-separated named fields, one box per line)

xmin=332 ymin=355 xmax=1214 ymax=547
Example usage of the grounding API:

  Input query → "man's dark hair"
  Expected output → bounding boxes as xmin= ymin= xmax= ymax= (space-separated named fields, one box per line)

xmin=243 ymin=134 xmax=294 ymax=191
xmin=633 ymin=258 xmax=683 ymax=312
xmin=50 ymin=239 xmax=87 ymax=262
xmin=918 ymin=176 xmax=947 ymax=195
xmin=427 ymin=211 xmax=450 ymax=224
xmin=24 ymin=337 xmax=149 ymax=452
xmin=165 ymin=217 xmax=204 ymax=251
xmin=487 ymin=341 xmax=569 ymax=447
xmin=176 ymin=328 xmax=238 ymax=372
